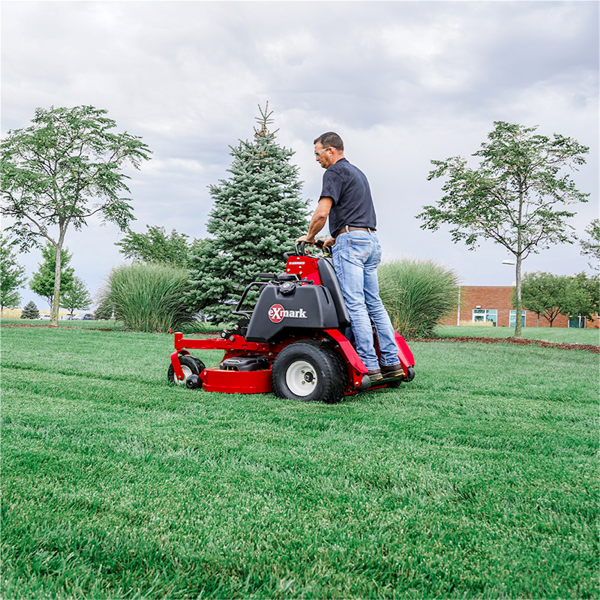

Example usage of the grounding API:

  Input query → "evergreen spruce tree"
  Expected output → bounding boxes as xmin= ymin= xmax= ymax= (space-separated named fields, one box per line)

xmin=21 ymin=300 xmax=40 ymax=319
xmin=187 ymin=104 xmax=309 ymax=323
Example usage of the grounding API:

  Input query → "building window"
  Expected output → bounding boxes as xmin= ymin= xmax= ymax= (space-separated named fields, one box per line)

xmin=510 ymin=310 xmax=526 ymax=327
xmin=569 ymin=315 xmax=586 ymax=328
xmin=473 ymin=309 xmax=497 ymax=325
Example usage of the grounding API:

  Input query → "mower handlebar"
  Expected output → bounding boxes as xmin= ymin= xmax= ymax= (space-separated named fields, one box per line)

xmin=296 ymin=241 xmax=308 ymax=255
xmin=283 ymin=240 xmax=331 ymax=260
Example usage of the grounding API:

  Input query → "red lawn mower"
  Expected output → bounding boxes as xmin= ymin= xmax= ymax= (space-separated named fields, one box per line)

xmin=168 ymin=242 xmax=415 ymax=404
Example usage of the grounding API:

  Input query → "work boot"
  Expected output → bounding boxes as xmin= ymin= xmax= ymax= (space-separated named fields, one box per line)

xmin=367 ymin=369 xmax=383 ymax=384
xmin=381 ymin=363 xmax=404 ymax=378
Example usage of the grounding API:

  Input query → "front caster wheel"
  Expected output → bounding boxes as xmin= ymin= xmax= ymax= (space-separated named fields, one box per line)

xmin=186 ymin=374 xmax=202 ymax=389
xmin=272 ymin=341 xmax=347 ymax=404
xmin=167 ymin=355 xmax=203 ymax=386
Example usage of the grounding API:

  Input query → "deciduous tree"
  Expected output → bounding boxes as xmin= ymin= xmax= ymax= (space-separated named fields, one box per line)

xmin=562 ymin=272 xmax=599 ymax=326
xmin=1 ymin=105 xmax=151 ymax=325
xmin=0 ymin=234 xmax=27 ymax=315
xmin=60 ymin=276 xmax=92 ymax=316
xmin=30 ymin=243 xmax=75 ymax=309
xmin=580 ymin=218 xmax=600 ymax=273
xmin=517 ymin=271 xmax=570 ymax=327
xmin=418 ymin=121 xmax=589 ymax=338
xmin=116 ymin=225 xmax=205 ymax=269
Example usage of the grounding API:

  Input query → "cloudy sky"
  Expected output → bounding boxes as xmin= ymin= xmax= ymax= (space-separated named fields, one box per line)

xmin=2 ymin=0 xmax=598 ymax=311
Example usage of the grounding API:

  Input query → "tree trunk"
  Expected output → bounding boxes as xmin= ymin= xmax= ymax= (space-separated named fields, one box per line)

xmin=51 ymin=241 xmax=63 ymax=326
xmin=514 ymin=254 xmax=523 ymax=338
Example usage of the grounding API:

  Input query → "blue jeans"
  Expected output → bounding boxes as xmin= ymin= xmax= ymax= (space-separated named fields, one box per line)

xmin=332 ymin=231 xmax=399 ymax=370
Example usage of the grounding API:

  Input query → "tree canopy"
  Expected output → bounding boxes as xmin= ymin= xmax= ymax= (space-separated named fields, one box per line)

xmin=418 ymin=121 xmax=589 ymax=338
xmin=517 ymin=271 xmax=571 ymax=327
xmin=562 ymin=272 xmax=599 ymax=325
xmin=518 ymin=271 xmax=598 ymax=327
xmin=116 ymin=225 xmax=205 ymax=269
xmin=30 ymin=243 xmax=75 ymax=309
xmin=60 ymin=276 xmax=92 ymax=316
xmin=580 ymin=218 xmax=600 ymax=273
xmin=1 ymin=105 xmax=151 ymax=324
xmin=0 ymin=234 xmax=27 ymax=313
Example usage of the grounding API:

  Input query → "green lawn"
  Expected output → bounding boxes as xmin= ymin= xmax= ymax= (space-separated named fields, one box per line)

xmin=435 ymin=325 xmax=600 ymax=345
xmin=2 ymin=327 xmax=598 ymax=599
xmin=1 ymin=318 xmax=216 ymax=333
xmin=2 ymin=318 xmax=126 ymax=330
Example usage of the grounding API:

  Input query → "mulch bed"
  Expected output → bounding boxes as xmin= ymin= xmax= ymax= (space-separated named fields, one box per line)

xmin=411 ymin=336 xmax=600 ymax=354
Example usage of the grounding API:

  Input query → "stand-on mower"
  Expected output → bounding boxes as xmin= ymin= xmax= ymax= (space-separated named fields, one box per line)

xmin=168 ymin=242 xmax=415 ymax=403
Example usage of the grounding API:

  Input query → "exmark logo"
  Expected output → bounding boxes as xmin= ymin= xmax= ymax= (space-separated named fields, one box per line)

xmin=268 ymin=304 xmax=308 ymax=323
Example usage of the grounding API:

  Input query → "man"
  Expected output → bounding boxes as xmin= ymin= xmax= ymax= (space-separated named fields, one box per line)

xmin=297 ymin=132 xmax=403 ymax=382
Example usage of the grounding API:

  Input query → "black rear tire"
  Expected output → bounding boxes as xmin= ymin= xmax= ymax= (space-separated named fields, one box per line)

xmin=321 ymin=345 xmax=349 ymax=403
xmin=272 ymin=341 xmax=347 ymax=404
xmin=168 ymin=355 xmax=201 ymax=386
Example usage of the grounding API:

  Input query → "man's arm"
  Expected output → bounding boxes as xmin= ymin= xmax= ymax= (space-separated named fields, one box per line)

xmin=297 ymin=197 xmax=334 ymax=244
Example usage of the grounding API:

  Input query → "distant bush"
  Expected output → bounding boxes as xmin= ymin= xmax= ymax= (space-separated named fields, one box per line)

xmin=94 ymin=296 xmax=115 ymax=321
xmin=378 ymin=258 xmax=459 ymax=338
xmin=20 ymin=301 xmax=40 ymax=319
xmin=104 ymin=263 xmax=194 ymax=333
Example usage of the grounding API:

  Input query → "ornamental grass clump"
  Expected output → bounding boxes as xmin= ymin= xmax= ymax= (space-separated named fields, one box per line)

xmin=105 ymin=263 xmax=194 ymax=333
xmin=378 ymin=258 xmax=459 ymax=338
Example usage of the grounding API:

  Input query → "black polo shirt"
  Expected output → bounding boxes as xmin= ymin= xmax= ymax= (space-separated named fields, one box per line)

xmin=319 ymin=158 xmax=377 ymax=237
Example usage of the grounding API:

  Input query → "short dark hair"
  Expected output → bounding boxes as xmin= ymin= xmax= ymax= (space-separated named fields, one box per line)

xmin=314 ymin=132 xmax=344 ymax=151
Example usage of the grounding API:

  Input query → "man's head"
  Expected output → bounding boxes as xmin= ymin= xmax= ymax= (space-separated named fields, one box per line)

xmin=313 ymin=132 xmax=344 ymax=169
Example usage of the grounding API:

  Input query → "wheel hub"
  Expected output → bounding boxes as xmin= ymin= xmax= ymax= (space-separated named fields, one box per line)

xmin=286 ymin=360 xmax=317 ymax=397
xmin=176 ymin=365 xmax=193 ymax=385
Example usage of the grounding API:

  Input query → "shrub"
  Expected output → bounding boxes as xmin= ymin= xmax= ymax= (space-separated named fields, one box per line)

xmin=20 ymin=301 xmax=40 ymax=319
xmin=94 ymin=295 xmax=115 ymax=321
xmin=378 ymin=258 xmax=459 ymax=338
xmin=104 ymin=263 xmax=194 ymax=333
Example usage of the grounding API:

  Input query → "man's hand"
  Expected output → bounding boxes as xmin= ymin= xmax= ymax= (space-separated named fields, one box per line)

xmin=296 ymin=235 xmax=315 ymax=244
xmin=315 ymin=237 xmax=335 ymax=249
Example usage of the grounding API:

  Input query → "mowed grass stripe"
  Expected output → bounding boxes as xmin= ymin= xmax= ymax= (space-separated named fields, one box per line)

xmin=2 ymin=327 xmax=598 ymax=598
